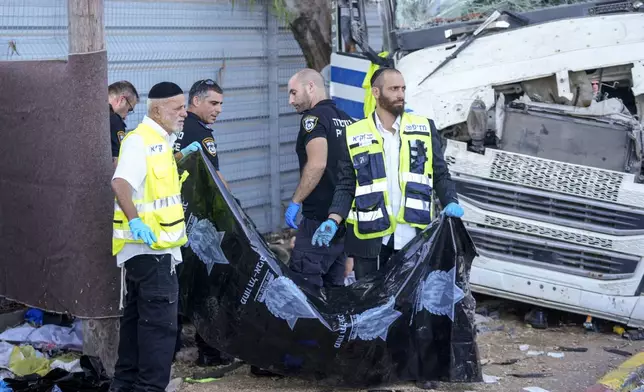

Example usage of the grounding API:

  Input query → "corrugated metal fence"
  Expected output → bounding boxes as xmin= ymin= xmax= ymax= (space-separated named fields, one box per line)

xmin=0 ymin=0 xmax=382 ymax=233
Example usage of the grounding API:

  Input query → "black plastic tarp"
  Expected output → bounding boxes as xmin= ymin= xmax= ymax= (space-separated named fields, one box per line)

xmin=177 ymin=152 xmax=482 ymax=388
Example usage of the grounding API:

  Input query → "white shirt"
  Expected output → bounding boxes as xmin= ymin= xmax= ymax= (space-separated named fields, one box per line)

xmin=375 ymin=112 xmax=418 ymax=250
xmin=112 ymin=116 xmax=183 ymax=267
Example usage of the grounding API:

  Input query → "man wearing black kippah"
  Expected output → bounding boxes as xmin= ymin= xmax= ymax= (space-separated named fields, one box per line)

xmin=110 ymin=82 xmax=200 ymax=392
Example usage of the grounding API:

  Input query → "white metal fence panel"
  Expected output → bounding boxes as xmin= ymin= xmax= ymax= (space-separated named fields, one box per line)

xmin=0 ymin=0 xmax=383 ymax=233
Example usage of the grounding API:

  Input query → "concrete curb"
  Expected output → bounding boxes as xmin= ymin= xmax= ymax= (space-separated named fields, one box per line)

xmin=585 ymin=352 xmax=644 ymax=392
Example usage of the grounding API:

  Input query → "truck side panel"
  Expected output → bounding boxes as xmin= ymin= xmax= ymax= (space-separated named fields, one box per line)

xmin=330 ymin=53 xmax=371 ymax=119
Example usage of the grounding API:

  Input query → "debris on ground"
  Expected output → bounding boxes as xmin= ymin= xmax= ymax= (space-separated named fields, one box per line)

xmin=509 ymin=372 xmax=553 ymax=378
xmin=604 ymin=348 xmax=633 ymax=357
xmin=482 ymin=374 xmax=501 ymax=383
xmin=546 ymin=352 xmax=564 ymax=359
xmin=614 ymin=325 xmax=626 ymax=336
xmin=493 ymin=358 xmax=520 ymax=365
xmin=623 ymin=330 xmax=644 ymax=341
xmin=556 ymin=346 xmax=588 ymax=352
xmin=524 ymin=308 xmax=548 ymax=329
xmin=0 ymin=308 xmax=112 ymax=391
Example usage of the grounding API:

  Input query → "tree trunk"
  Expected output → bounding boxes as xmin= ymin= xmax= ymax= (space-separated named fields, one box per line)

xmin=68 ymin=0 xmax=105 ymax=53
xmin=284 ymin=0 xmax=332 ymax=72
xmin=82 ymin=318 xmax=120 ymax=377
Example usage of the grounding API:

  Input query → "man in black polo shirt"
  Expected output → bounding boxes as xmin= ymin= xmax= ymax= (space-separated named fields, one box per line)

xmin=284 ymin=68 xmax=354 ymax=290
xmin=173 ymin=79 xmax=231 ymax=189
xmin=108 ymin=81 xmax=139 ymax=165
xmin=173 ymin=79 xmax=234 ymax=367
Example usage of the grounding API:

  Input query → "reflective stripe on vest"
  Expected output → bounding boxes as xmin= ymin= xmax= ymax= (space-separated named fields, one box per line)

xmin=112 ymin=123 xmax=188 ymax=255
xmin=114 ymin=194 xmax=182 ymax=214
xmin=344 ymin=112 xmax=435 ymax=240
xmin=355 ymin=181 xmax=388 ymax=197
xmin=113 ymin=226 xmax=185 ymax=243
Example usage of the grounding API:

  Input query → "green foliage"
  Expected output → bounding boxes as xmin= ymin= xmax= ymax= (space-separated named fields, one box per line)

xmin=232 ymin=0 xmax=294 ymax=25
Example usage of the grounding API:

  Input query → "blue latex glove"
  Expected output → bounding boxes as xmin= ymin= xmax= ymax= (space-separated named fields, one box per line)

xmin=180 ymin=141 xmax=202 ymax=157
xmin=285 ymin=201 xmax=301 ymax=229
xmin=129 ymin=217 xmax=157 ymax=246
xmin=311 ymin=219 xmax=338 ymax=247
xmin=442 ymin=202 xmax=464 ymax=218
xmin=0 ymin=380 xmax=11 ymax=392
xmin=25 ymin=308 xmax=44 ymax=327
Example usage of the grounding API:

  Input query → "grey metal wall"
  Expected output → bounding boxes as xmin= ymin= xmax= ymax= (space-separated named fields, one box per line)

xmin=0 ymin=0 xmax=382 ymax=234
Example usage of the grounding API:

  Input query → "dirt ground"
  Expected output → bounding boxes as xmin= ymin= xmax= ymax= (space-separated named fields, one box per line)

xmin=173 ymin=297 xmax=644 ymax=392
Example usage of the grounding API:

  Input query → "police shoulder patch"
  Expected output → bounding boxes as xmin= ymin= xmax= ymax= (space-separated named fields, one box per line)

xmin=202 ymin=137 xmax=217 ymax=156
xmin=117 ymin=130 xmax=126 ymax=142
xmin=302 ymin=115 xmax=319 ymax=133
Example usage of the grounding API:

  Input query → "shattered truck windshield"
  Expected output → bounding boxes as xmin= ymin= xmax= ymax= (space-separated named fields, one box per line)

xmin=394 ymin=0 xmax=589 ymax=28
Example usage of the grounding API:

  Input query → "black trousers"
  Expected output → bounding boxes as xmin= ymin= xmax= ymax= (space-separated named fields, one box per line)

xmin=353 ymin=236 xmax=398 ymax=280
xmin=111 ymin=254 xmax=179 ymax=392
xmin=288 ymin=217 xmax=346 ymax=288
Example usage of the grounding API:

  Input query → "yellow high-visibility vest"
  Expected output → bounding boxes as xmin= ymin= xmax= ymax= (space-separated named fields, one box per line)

xmin=345 ymin=112 xmax=434 ymax=239
xmin=112 ymin=123 xmax=188 ymax=255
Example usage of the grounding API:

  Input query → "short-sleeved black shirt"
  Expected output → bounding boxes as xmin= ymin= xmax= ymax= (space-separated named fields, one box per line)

xmin=109 ymin=105 xmax=127 ymax=158
xmin=173 ymin=111 xmax=219 ymax=170
xmin=295 ymin=99 xmax=354 ymax=221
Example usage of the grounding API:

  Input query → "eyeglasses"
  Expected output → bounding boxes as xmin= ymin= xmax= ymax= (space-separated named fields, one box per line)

xmin=124 ymin=96 xmax=134 ymax=113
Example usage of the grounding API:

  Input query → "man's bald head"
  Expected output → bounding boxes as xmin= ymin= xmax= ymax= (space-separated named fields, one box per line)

xmin=291 ymin=68 xmax=326 ymax=89
xmin=288 ymin=68 xmax=328 ymax=113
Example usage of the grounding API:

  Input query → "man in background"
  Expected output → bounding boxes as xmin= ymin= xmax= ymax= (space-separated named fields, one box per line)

xmin=173 ymin=79 xmax=232 ymax=190
xmin=173 ymin=78 xmax=235 ymax=367
xmin=108 ymin=81 xmax=139 ymax=165
xmin=284 ymin=68 xmax=353 ymax=290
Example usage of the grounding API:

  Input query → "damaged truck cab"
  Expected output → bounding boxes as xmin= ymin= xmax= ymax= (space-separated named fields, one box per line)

xmin=330 ymin=0 xmax=644 ymax=326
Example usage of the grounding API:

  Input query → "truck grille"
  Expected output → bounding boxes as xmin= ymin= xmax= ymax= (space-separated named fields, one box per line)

xmin=455 ymin=180 xmax=644 ymax=235
xmin=468 ymin=227 xmax=639 ymax=279
xmin=489 ymin=152 xmax=623 ymax=203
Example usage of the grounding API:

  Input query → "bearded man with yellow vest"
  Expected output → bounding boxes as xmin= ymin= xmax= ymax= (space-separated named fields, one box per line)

xmin=110 ymin=82 xmax=201 ymax=392
xmin=311 ymin=68 xmax=464 ymax=279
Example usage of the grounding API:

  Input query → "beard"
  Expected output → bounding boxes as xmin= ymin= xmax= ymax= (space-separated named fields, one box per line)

xmin=295 ymin=95 xmax=313 ymax=114
xmin=378 ymin=95 xmax=405 ymax=117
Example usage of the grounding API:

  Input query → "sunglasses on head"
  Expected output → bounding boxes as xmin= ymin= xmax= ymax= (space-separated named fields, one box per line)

xmin=196 ymin=79 xmax=216 ymax=89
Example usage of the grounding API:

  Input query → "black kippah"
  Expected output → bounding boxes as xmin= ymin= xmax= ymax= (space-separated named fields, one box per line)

xmin=148 ymin=82 xmax=184 ymax=99
xmin=370 ymin=67 xmax=393 ymax=86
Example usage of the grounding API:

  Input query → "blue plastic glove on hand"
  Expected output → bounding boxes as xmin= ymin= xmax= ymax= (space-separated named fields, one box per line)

xmin=180 ymin=141 xmax=202 ymax=157
xmin=442 ymin=202 xmax=464 ymax=218
xmin=311 ymin=219 xmax=338 ymax=247
xmin=25 ymin=308 xmax=44 ymax=327
xmin=285 ymin=201 xmax=301 ymax=229
xmin=128 ymin=217 xmax=158 ymax=246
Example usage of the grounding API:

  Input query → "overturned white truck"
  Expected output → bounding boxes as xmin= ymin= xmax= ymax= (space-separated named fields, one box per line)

xmin=330 ymin=0 xmax=644 ymax=326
